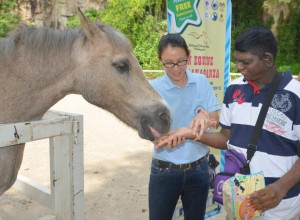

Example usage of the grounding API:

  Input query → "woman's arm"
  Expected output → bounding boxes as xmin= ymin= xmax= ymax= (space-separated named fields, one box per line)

xmin=155 ymin=109 xmax=228 ymax=150
xmin=155 ymin=109 xmax=212 ymax=149
xmin=155 ymin=126 xmax=230 ymax=150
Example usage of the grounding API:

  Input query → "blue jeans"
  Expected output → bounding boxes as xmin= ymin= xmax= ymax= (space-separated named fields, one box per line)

xmin=149 ymin=158 xmax=210 ymax=220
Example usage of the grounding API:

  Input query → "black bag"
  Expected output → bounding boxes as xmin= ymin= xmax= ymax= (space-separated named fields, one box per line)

xmin=208 ymin=154 xmax=220 ymax=189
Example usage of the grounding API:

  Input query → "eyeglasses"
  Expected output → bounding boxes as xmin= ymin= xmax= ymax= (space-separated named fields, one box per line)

xmin=162 ymin=59 xmax=188 ymax=68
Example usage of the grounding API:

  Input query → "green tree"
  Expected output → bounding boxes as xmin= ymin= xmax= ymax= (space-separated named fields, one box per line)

xmin=275 ymin=0 xmax=300 ymax=74
xmin=230 ymin=0 xmax=268 ymax=72
xmin=231 ymin=0 xmax=300 ymax=75
xmin=98 ymin=0 xmax=167 ymax=69
xmin=1 ymin=0 xmax=299 ymax=74
xmin=0 ymin=0 xmax=20 ymax=37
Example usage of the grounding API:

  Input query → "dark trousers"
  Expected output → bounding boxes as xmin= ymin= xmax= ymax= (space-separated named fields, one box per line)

xmin=149 ymin=158 xmax=210 ymax=220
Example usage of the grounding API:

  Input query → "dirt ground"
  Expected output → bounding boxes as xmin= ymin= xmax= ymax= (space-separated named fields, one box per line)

xmin=0 ymin=94 xmax=226 ymax=220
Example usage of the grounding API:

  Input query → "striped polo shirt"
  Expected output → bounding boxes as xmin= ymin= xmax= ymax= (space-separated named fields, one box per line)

xmin=220 ymin=71 xmax=300 ymax=219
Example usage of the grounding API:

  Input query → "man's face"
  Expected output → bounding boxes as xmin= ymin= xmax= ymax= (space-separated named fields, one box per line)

xmin=233 ymin=51 xmax=267 ymax=82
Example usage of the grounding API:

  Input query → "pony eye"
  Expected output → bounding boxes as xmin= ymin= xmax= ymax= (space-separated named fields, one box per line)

xmin=113 ymin=61 xmax=129 ymax=74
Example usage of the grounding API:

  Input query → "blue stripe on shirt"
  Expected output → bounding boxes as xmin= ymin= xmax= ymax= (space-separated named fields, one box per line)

xmin=265 ymin=177 xmax=300 ymax=199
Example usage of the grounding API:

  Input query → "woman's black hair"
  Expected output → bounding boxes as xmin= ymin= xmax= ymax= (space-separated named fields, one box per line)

xmin=158 ymin=34 xmax=190 ymax=60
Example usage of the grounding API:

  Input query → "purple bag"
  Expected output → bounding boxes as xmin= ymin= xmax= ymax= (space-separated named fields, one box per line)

xmin=213 ymin=149 xmax=248 ymax=205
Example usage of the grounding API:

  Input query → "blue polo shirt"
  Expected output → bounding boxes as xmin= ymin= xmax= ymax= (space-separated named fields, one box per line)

xmin=150 ymin=70 xmax=220 ymax=164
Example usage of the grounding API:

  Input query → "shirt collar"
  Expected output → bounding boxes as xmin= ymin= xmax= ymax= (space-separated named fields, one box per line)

xmin=163 ymin=69 xmax=197 ymax=90
xmin=243 ymin=71 xmax=291 ymax=93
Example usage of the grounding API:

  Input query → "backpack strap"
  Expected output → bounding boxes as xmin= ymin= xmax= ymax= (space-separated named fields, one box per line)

xmin=242 ymin=72 xmax=282 ymax=173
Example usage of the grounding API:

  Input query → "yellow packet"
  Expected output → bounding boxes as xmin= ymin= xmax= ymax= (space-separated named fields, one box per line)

xmin=223 ymin=171 xmax=265 ymax=220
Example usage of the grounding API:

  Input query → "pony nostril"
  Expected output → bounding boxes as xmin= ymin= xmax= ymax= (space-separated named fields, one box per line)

xmin=159 ymin=112 xmax=170 ymax=123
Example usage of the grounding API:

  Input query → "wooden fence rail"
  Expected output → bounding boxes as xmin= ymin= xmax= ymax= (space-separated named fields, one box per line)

xmin=0 ymin=110 xmax=84 ymax=220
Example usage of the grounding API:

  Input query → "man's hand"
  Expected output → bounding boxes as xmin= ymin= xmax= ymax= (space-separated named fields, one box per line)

xmin=247 ymin=181 xmax=286 ymax=212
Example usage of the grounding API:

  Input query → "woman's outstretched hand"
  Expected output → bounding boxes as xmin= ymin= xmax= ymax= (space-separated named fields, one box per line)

xmin=155 ymin=128 xmax=192 ymax=149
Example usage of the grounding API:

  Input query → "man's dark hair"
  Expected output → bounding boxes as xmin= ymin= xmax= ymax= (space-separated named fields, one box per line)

xmin=158 ymin=34 xmax=190 ymax=60
xmin=234 ymin=26 xmax=278 ymax=60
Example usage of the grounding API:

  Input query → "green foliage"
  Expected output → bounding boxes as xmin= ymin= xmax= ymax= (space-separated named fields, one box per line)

xmin=232 ymin=0 xmax=300 ymax=75
xmin=230 ymin=61 xmax=238 ymax=73
xmin=278 ymin=63 xmax=300 ymax=75
xmin=231 ymin=0 xmax=271 ymax=69
xmin=276 ymin=0 xmax=300 ymax=74
xmin=0 ymin=0 xmax=21 ymax=37
xmin=67 ymin=8 xmax=101 ymax=28
xmin=132 ymin=16 xmax=167 ymax=69
xmin=98 ymin=0 xmax=167 ymax=70
xmin=144 ymin=71 xmax=164 ymax=79
xmin=231 ymin=0 xmax=266 ymax=43
xmin=68 ymin=0 xmax=299 ymax=74
xmin=0 ymin=0 xmax=298 ymax=75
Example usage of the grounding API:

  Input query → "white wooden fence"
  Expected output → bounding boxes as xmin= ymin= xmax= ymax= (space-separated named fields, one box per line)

xmin=0 ymin=110 xmax=84 ymax=220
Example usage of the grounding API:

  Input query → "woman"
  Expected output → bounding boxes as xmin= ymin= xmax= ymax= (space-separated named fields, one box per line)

xmin=149 ymin=33 xmax=220 ymax=220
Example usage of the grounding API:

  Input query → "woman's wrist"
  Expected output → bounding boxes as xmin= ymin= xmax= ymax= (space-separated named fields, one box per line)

xmin=181 ymin=127 xmax=197 ymax=140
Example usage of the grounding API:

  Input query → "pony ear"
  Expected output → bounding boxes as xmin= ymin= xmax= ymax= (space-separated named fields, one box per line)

xmin=77 ymin=7 xmax=103 ymax=40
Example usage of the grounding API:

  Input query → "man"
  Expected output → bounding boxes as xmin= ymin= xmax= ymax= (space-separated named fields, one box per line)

xmin=191 ymin=27 xmax=300 ymax=219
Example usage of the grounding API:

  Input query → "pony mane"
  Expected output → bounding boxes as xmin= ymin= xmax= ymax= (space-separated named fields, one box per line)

xmin=0 ymin=23 xmax=131 ymax=66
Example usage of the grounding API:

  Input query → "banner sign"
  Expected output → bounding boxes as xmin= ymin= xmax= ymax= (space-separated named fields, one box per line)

xmin=167 ymin=0 xmax=231 ymax=103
